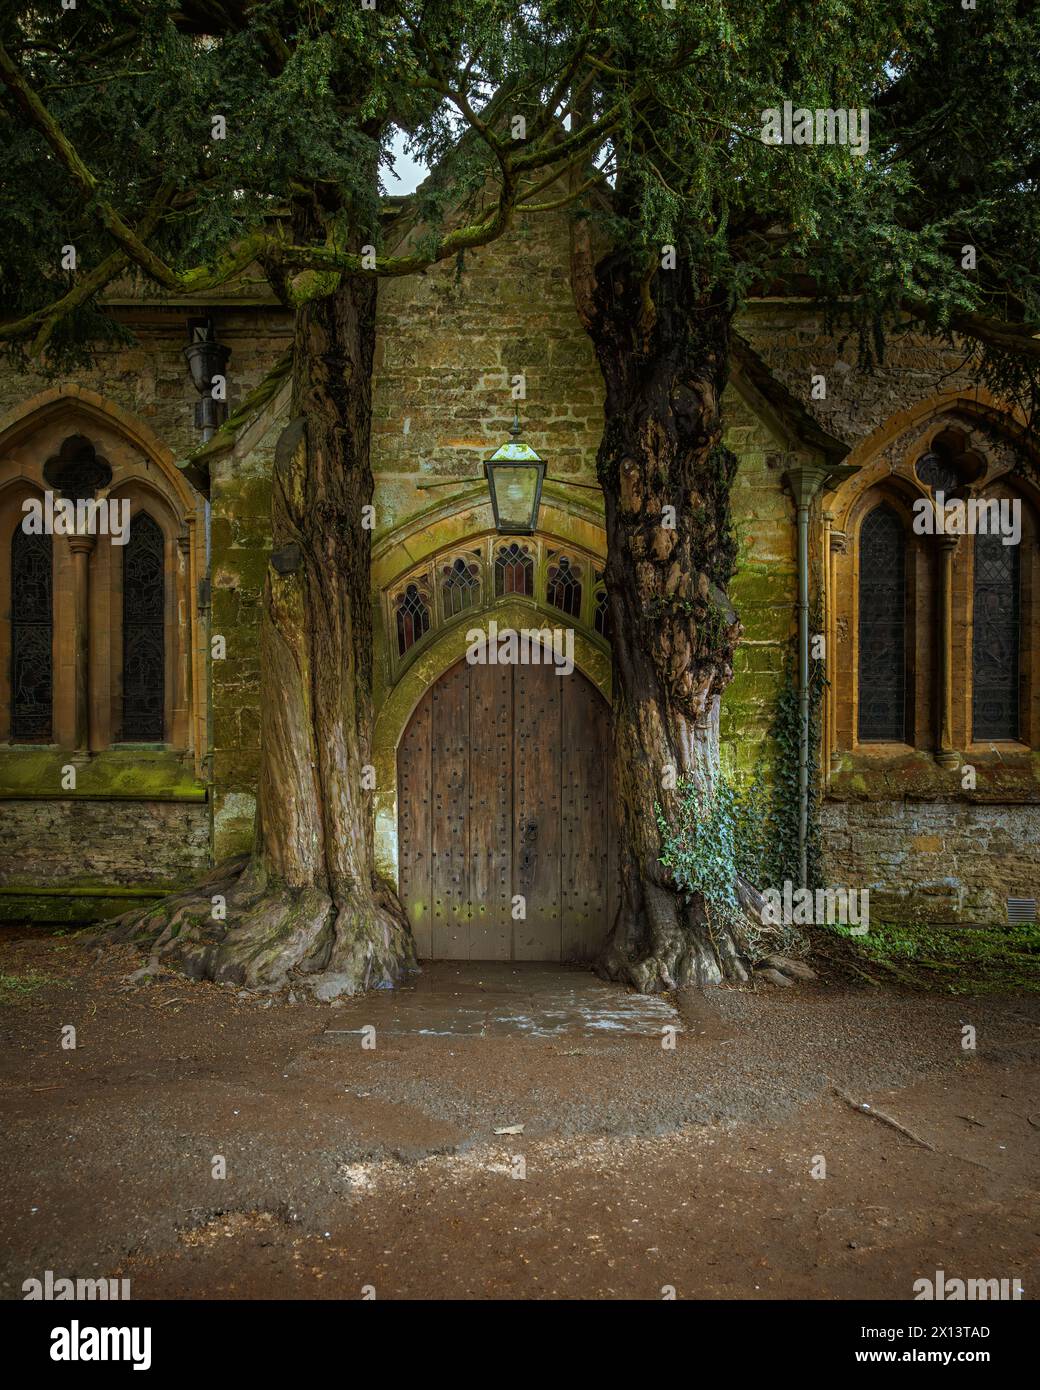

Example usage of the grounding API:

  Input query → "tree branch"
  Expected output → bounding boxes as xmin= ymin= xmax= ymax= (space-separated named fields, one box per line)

xmin=0 ymin=184 xmax=174 ymax=355
xmin=947 ymin=309 xmax=1040 ymax=363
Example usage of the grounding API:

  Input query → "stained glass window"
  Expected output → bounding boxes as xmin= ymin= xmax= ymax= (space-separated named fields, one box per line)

xmin=10 ymin=526 xmax=53 ymax=740
xmin=122 ymin=512 xmax=165 ymax=741
xmin=494 ymin=541 xmax=533 ymax=597
xmin=547 ymin=554 xmax=582 ymax=617
xmin=396 ymin=583 xmax=431 ymax=656
xmin=594 ymin=574 xmax=609 ymax=639
xmin=441 ymin=555 xmax=481 ymax=618
xmin=916 ymin=450 xmax=960 ymax=495
xmin=858 ymin=504 xmax=907 ymax=742
xmin=972 ymin=529 xmax=1020 ymax=740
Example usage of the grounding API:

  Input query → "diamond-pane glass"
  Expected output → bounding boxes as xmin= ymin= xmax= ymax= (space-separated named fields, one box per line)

xmin=494 ymin=541 xmax=533 ymax=597
xmin=547 ymin=555 xmax=582 ymax=617
xmin=10 ymin=526 xmax=53 ymax=740
xmin=441 ymin=556 xmax=481 ymax=618
xmin=972 ymin=529 xmax=1020 ymax=740
xmin=594 ymin=579 xmax=609 ymax=638
xmin=858 ymin=505 xmax=906 ymax=742
xmin=396 ymin=583 xmax=431 ymax=656
xmin=122 ymin=512 xmax=165 ymax=741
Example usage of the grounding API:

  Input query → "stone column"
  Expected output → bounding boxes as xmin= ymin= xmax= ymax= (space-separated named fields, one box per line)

xmin=935 ymin=534 xmax=960 ymax=768
xmin=68 ymin=532 xmax=95 ymax=751
xmin=174 ymin=531 xmax=192 ymax=749
xmin=821 ymin=510 xmax=833 ymax=774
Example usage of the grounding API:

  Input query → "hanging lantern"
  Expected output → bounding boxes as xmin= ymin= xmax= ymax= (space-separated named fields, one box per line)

xmin=483 ymin=413 xmax=546 ymax=534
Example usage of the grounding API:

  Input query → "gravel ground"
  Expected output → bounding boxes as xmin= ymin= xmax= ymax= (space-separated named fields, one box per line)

xmin=1 ymin=929 xmax=1037 ymax=1299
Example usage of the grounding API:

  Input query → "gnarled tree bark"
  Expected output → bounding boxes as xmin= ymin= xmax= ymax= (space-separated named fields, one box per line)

xmin=105 ymin=216 xmax=416 ymax=999
xmin=583 ymin=246 xmax=753 ymax=991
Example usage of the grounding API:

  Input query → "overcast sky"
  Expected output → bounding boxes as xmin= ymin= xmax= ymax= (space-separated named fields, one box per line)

xmin=382 ymin=129 xmax=429 ymax=195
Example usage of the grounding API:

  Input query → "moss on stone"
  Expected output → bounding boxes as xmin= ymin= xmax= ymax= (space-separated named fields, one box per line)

xmin=0 ymin=887 xmax=176 ymax=925
xmin=0 ymin=749 xmax=205 ymax=800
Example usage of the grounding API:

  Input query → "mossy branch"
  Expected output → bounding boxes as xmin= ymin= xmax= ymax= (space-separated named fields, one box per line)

xmin=0 ymin=184 xmax=173 ymax=354
xmin=0 ymin=33 xmax=626 ymax=331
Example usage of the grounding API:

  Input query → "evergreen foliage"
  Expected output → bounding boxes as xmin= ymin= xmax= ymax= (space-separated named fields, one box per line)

xmin=0 ymin=3 xmax=1036 ymax=404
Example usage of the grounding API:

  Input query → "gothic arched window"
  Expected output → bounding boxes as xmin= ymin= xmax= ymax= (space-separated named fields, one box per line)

xmin=547 ymin=554 xmax=583 ymax=617
xmin=395 ymin=582 xmax=431 ymax=656
xmin=494 ymin=541 xmax=534 ymax=597
xmin=441 ymin=555 xmax=481 ymax=618
xmin=858 ymin=504 xmax=907 ymax=742
xmin=593 ymin=573 xmax=609 ymax=639
xmin=10 ymin=527 xmax=53 ymax=741
xmin=121 ymin=512 xmax=166 ymax=741
xmin=973 ymin=530 xmax=1021 ymax=740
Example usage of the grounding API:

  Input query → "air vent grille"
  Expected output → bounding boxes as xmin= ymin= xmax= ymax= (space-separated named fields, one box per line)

xmin=1006 ymin=898 xmax=1037 ymax=924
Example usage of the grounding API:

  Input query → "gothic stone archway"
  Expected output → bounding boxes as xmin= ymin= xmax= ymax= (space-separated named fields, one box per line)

xmin=397 ymin=657 xmax=617 ymax=961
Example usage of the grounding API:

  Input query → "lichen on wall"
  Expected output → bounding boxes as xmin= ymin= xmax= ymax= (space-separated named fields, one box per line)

xmin=718 ymin=383 xmax=798 ymax=784
xmin=209 ymin=410 xmax=283 ymax=861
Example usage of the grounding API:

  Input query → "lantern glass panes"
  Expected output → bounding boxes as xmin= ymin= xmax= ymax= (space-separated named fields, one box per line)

xmin=484 ymin=423 xmax=545 ymax=534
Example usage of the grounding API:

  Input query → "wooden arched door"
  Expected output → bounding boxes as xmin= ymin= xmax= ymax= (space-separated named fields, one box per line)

xmin=397 ymin=658 xmax=617 ymax=961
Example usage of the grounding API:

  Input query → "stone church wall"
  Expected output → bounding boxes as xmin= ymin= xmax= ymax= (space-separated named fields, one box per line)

xmin=0 ymin=229 xmax=1035 ymax=928
xmin=742 ymin=303 xmax=1040 ymax=925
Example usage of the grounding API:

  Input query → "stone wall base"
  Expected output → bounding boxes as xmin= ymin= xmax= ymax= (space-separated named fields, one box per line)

xmin=0 ymin=799 xmax=211 ymax=922
xmin=822 ymin=799 xmax=1040 ymax=925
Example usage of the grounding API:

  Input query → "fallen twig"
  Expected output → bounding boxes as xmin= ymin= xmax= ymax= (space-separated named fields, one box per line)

xmin=834 ymin=1087 xmax=936 ymax=1151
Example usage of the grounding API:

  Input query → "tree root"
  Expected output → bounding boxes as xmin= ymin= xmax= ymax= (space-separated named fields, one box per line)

xmin=94 ymin=856 xmax=418 ymax=1001
xmin=597 ymin=879 xmax=754 ymax=992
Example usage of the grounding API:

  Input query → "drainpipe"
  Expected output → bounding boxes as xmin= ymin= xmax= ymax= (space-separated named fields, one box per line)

xmin=783 ymin=462 xmax=858 ymax=887
xmin=184 ymin=317 xmax=228 ymax=852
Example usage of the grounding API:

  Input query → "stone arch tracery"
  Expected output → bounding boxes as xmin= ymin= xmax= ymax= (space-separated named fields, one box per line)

xmin=379 ymin=529 xmax=610 ymax=686
xmin=370 ymin=500 xmax=611 ymax=889
xmin=823 ymin=396 xmax=1040 ymax=774
xmin=0 ymin=391 xmax=206 ymax=760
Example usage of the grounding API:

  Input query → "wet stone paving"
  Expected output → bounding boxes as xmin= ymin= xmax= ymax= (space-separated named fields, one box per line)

xmin=322 ymin=960 xmax=681 ymax=1039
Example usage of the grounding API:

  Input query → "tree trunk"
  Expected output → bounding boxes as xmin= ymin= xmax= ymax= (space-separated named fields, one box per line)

xmin=586 ymin=248 xmax=751 ymax=991
xmin=105 ymin=249 xmax=416 ymax=998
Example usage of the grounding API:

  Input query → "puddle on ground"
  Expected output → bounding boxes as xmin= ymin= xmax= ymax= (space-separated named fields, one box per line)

xmin=321 ymin=961 xmax=681 ymax=1040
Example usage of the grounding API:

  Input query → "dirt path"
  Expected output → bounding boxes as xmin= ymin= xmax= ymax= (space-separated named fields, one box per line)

xmin=1 ymin=930 xmax=1037 ymax=1300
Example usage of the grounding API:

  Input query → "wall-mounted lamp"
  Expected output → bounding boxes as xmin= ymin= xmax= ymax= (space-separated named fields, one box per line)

xmin=416 ymin=407 xmax=602 ymax=522
xmin=483 ymin=413 xmax=547 ymax=534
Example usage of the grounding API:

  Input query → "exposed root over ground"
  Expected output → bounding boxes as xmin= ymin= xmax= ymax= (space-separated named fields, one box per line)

xmin=98 ymin=857 xmax=417 ymax=1001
